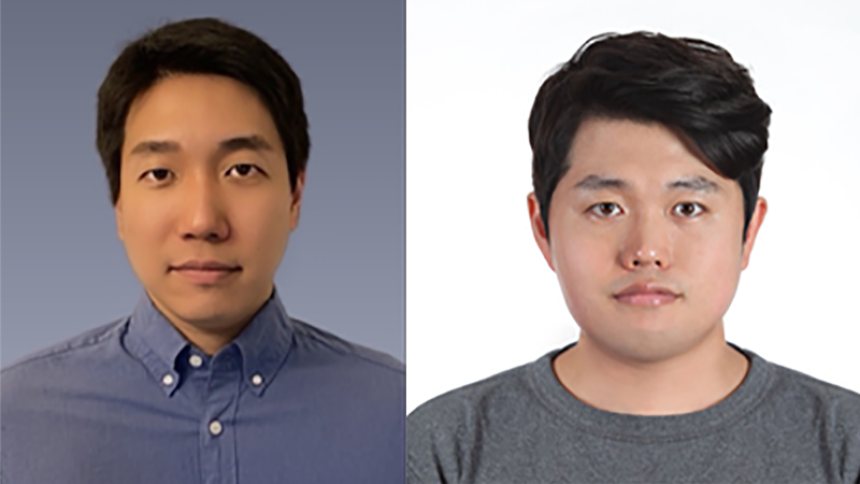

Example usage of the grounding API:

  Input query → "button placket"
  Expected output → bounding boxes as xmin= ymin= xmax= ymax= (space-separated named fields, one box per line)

xmin=198 ymin=348 xmax=241 ymax=484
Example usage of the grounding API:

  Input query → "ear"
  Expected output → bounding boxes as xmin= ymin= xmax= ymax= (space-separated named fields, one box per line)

xmin=115 ymin=198 xmax=125 ymax=242
xmin=741 ymin=197 xmax=768 ymax=270
xmin=528 ymin=192 xmax=555 ymax=272
xmin=289 ymin=172 xmax=306 ymax=230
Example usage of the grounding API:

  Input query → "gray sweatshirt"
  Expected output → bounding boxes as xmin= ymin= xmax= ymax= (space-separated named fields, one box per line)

xmin=407 ymin=342 xmax=860 ymax=484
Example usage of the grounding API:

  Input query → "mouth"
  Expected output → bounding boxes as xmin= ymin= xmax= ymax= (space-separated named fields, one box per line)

xmin=613 ymin=282 xmax=681 ymax=307
xmin=169 ymin=261 xmax=242 ymax=285
xmin=613 ymin=292 xmax=679 ymax=307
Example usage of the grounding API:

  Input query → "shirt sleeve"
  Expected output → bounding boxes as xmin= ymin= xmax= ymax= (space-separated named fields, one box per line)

xmin=407 ymin=403 xmax=462 ymax=484
xmin=406 ymin=457 xmax=432 ymax=484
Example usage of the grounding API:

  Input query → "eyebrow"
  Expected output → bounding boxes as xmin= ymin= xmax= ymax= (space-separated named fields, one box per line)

xmin=128 ymin=135 xmax=275 ymax=158
xmin=218 ymin=135 xmax=275 ymax=155
xmin=573 ymin=174 xmax=721 ymax=194
xmin=129 ymin=140 xmax=180 ymax=156
xmin=665 ymin=176 xmax=720 ymax=193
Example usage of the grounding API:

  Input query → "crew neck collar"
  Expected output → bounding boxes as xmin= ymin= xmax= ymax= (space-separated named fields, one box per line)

xmin=529 ymin=341 xmax=775 ymax=442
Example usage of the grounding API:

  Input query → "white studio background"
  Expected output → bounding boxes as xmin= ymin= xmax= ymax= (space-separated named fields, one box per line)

xmin=406 ymin=0 xmax=860 ymax=412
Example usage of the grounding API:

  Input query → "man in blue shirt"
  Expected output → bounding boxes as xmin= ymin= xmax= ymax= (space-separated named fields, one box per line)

xmin=1 ymin=18 xmax=404 ymax=483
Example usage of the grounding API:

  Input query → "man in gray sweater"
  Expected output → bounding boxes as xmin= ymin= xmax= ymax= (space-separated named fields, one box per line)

xmin=407 ymin=32 xmax=860 ymax=484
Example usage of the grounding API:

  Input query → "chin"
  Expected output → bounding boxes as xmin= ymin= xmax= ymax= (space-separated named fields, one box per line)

xmin=156 ymin=290 xmax=236 ymax=319
xmin=579 ymin=315 xmax=707 ymax=361
xmin=176 ymin=304 xmax=242 ymax=327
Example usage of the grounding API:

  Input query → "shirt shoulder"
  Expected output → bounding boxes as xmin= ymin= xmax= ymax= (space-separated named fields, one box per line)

xmin=1 ymin=318 xmax=127 ymax=380
xmin=407 ymin=361 xmax=536 ymax=483
xmin=1 ymin=318 xmax=130 ymax=447
xmin=409 ymin=361 xmax=533 ymax=428
xmin=767 ymin=360 xmax=860 ymax=435
xmin=283 ymin=317 xmax=405 ymax=469
xmin=283 ymin=317 xmax=404 ymax=421
xmin=289 ymin=316 xmax=404 ymax=375
xmin=753 ymin=359 xmax=860 ymax=483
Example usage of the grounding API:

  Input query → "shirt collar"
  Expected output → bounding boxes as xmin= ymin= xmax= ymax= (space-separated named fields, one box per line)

xmin=230 ymin=288 xmax=294 ymax=397
xmin=123 ymin=287 xmax=295 ymax=398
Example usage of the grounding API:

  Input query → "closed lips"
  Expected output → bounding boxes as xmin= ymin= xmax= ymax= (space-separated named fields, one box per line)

xmin=614 ymin=282 xmax=679 ymax=298
xmin=170 ymin=261 xmax=241 ymax=271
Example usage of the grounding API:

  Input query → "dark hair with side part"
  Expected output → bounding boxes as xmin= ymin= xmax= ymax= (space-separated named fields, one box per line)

xmin=96 ymin=17 xmax=309 ymax=205
xmin=529 ymin=32 xmax=772 ymax=242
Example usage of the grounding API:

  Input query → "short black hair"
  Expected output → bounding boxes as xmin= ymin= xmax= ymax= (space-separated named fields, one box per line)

xmin=96 ymin=17 xmax=309 ymax=205
xmin=529 ymin=32 xmax=771 ymax=242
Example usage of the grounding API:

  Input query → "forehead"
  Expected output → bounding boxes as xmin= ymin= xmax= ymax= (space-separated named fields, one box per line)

xmin=123 ymin=74 xmax=282 ymax=153
xmin=566 ymin=117 xmax=732 ymax=193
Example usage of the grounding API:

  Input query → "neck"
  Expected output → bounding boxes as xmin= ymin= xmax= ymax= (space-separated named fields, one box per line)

xmin=149 ymin=287 xmax=273 ymax=356
xmin=170 ymin=320 xmax=250 ymax=356
xmin=553 ymin=323 xmax=749 ymax=416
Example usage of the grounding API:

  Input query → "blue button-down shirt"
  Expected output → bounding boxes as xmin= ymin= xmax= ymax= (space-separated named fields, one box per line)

xmin=1 ymin=289 xmax=404 ymax=483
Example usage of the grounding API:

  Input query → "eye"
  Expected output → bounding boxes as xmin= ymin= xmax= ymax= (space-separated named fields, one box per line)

xmin=140 ymin=168 xmax=172 ymax=182
xmin=588 ymin=202 xmax=622 ymax=217
xmin=673 ymin=201 xmax=706 ymax=217
xmin=226 ymin=163 xmax=262 ymax=178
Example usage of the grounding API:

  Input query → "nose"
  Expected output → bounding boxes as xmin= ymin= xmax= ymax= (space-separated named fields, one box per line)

xmin=619 ymin=212 xmax=673 ymax=271
xmin=623 ymin=248 xmax=668 ymax=269
xmin=177 ymin=175 xmax=230 ymax=243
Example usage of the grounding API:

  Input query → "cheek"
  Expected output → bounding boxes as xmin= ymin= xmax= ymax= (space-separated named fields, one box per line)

xmin=684 ymin=232 xmax=743 ymax=315
xmin=121 ymin=204 xmax=172 ymax=251
xmin=236 ymin=194 xmax=293 ymax=259
xmin=550 ymin=228 xmax=615 ymax=319
xmin=117 ymin=201 xmax=174 ymax=282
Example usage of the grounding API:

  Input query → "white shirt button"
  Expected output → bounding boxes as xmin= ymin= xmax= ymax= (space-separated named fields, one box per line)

xmin=161 ymin=374 xmax=175 ymax=386
xmin=209 ymin=420 xmax=223 ymax=436
xmin=189 ymin=355 xmax=203 ymax=368
xmin=251 ymin=374 xmax=263 ymax=386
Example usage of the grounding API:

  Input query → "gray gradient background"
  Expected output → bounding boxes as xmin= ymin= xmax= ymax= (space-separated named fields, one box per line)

xmin=0 ymin=0 xmax=405 ymax=365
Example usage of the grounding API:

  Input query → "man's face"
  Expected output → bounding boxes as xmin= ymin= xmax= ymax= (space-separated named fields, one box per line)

xmin=116 ymin=74 xmax=301 ymax=332
xmin=529 ymin=118 xmax=766 ymax=363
